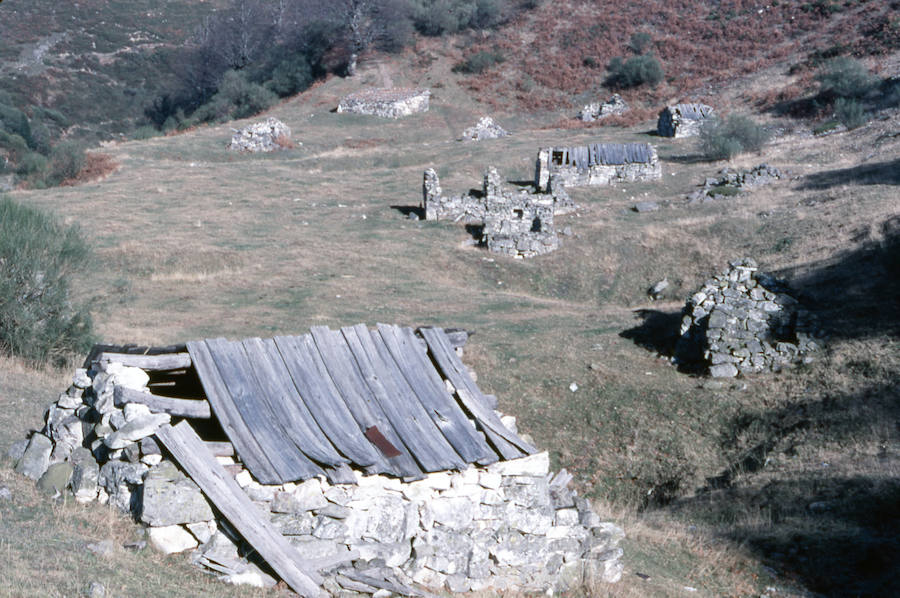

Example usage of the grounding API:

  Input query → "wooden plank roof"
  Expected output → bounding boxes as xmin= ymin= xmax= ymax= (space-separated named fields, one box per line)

xmin=553 ymin=142 xmax=656 ymax=171
xmin=186 ymin=324 xmax=535 ymax=485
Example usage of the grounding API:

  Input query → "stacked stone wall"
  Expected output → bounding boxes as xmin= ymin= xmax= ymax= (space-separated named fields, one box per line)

xmin=675 ymin=258 xmax=823 ymax=377
xmin=228 ymin=117 xmax=293 ymax=152
xmin=11 ymin=355 xmax=624 ymax=594
xmin=657 ymin=103 xmax=714 ymax=138
xmin=535 ymin=143 xmax=661 ymax=192
xmin=337 ymin=89 xmax=430 ymax=119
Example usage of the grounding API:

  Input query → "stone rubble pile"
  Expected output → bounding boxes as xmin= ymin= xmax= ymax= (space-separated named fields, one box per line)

xmin=577 ymin=94 xmax=628 ymax=122
xmin=687 ymin=164 xmax=784 ymax=202
xmin=459 ymin=116 xmax=509 ymax=141
xmin=10 ymin=356 xmax=625 ymax=595
xmin=337 ymin=88 xmax=431 ymax=119
xmin=422 ymin=166 xmax=575 ymax=258
xmin=228 ymin=117 xmax=293 ymax=152
xmin=675 ymin=258 xmax=823 ymax=378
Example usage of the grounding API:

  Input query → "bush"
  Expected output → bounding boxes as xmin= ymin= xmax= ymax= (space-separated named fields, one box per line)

xmin=816 ymin=57 xmax=876 ymax=99
xmin=0 ymin=196 xmax=94 ymax=365
xmin=605 ymin=54 xmax=664 ymax=89
xmin=452 ymin=50 xmax=505 ymax=74
xmin=46 ymin=140 xmax=87 ymax=186
xmin=627 ymin=32 xmax=653 ymax=55
xmin=194 ymin=70 xmax=277 ymax=123
xmin=700 ymin=114 xmax=771 ymax=161
xmin=16 ymin=152 xmax=47 ymax=176
xmin=267 ymin=57 xmax=314 ymax=97
xmin=834 ymin=97 xmax=868 ymax=129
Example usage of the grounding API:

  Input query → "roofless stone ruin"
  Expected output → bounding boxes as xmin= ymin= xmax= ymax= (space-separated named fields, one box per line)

xmin=11 ymin=324 xmax=624 ymax=596
xmin=657 ymin=103 xmax=715 ymax=138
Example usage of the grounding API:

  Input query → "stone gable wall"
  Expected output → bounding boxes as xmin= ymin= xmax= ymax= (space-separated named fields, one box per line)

xmin=657 ymin=103 xmax=715 ymax=138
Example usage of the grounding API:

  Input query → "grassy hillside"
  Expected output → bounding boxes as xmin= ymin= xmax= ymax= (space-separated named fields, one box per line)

xmin=1 ymin=12 xmax=898 ymax=598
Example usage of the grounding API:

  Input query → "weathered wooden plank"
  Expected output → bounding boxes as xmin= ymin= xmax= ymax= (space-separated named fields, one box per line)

xmin=379 ymin=324 xmax=495 ymax=465
xmin=204 ymin=441 xmax=235 ymax=457
xmin=186 ymin=341 xmax=281 ymax=484
xmin=419 ymin=327 xmax=536 ymax=458
xmin=341 ymin=324 xmax=461 ymax=473
xmin=155 ymin=422 xmax=325 ymax=598
xmin=273 ymin=335 xmax=383 ymax=468
xmin=241 ymin=337 xmax=346 ymax=468
xmin=114 ymin=385 xmax=212 ymax=419
xmin=98 ymin=352 xmax=191 ymax=371
xmin=310 ymin=326 xmax=421 ymax=478
xmin=205 ymin=338 xmax=321 ymax=482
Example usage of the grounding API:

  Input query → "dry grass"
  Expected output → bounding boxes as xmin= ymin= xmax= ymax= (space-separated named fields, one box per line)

xmin=1 ymin=43 xmax=898 ymax=597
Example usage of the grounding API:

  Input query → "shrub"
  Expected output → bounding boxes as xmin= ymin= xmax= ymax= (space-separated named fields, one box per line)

xmin=16 ymin=152 xmax=47 ymax=176
xmin=700 ymin=114 xmax=771 ymax=161
xmin=267 ymin=57 xmax=314 ymax=97
xmin=452 ymin=50 xmax=505 ymax=74
xmin=0 ymin=196 xmax=94 ymax=365
xmin=816 ymin=57 xmax=876 ymax=99
xmin=195 ymin=70 xmax=277 ymax=122
xmin=412 ymin=0 xmax=476 ymax=35
xmin=605 ymin=54 xmax=664 ymax=89
xmin=0 ymin=103 xmax=33 ymax=148
xmin=627 ymin=32 xmax=653 ymax=55
xmin=46 ymin=140 xmax=87 ymax=186
xmin=834 ymin=97 xmax=868 ymax=130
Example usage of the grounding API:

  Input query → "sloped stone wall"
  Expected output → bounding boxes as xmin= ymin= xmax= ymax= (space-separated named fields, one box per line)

xmin=675 ymin=258 xmax=823 ymax=377
xmin=11 ymin=356 xmax=625 ymax=595
xmin=337 ymin=89 xmax=430 ymax=118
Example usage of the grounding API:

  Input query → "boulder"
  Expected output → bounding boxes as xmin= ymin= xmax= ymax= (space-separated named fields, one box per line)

xmin=15 ymin=433 xmax=53 ymax=480
xmin=140 ymin=461 xmax=213 ymax=526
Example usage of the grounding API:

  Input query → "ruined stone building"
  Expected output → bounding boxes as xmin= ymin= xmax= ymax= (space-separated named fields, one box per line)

xmin=657 ymin=103 xmax=715 ymax=138
xmin=337 ymin=88 xmax=431 ymax=118
xmin=534 ymin=142 xmax=661 ymax=191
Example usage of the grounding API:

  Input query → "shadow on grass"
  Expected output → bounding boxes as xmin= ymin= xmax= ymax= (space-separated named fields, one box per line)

xmin=776 ymin=215 xmax=900 ymax=339
xmin=799 ymin=158 xmax=900 ymax=189
xmin=664 ymin=153 xmax=710 ymax=165
xmin=619 ymin=309 xmax=681 ymax=355
xmin=670 ymin=473 xmax=900 ymax=597
xmin=389 ymin=205 xmax=424 ymax=219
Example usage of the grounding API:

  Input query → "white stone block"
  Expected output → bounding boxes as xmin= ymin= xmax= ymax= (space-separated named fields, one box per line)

xmin=487 ymin=451 xmax=550 ymax=477
xmin=148 ymin=525 xmax=198 ymax=554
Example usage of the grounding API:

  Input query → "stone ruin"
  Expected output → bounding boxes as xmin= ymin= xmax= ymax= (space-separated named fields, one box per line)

xmin=337 ymin=88 xmax=431 ymax=119
xmin=535 ymin=142 xmax=661 ymax=192
xmin=459 ymin=116 xmax=509 ymax=141
xmin=657 ymin=103 xmax=714 ymax=138
xmin=686 ymin=163 xmax=785 ymax=202
xmin=423 ymin=167 xmax=575 ymax=258
xmin=228 ymin=117 xmax=293 ymax=152
xmin=674 ymin=259 xmax=823 ymax=378
xmin=9 ymin=329 xmax=625 ymax=595
xmin=577 ymin=94 xmax=628 ymax=122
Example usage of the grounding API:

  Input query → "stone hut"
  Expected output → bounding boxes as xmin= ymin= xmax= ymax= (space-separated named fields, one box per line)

xmin=228 ymin=117 xmax=293 ymax=152
xmin=674 ymin=259 xmax=823 ymax=377
xmin=657 ymin=103 xmax=714 ymax=138
xmin=534 ymin=142 xmax=661 ymax=192
xmin=337 ymin=88 xmax=431 ymax=119
xmin=11 ymin=324 xmax=624 ymax=596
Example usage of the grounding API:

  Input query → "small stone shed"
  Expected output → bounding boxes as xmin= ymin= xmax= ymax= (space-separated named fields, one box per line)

xmin=14 ymin=324 xmax=624 ymax=596
xmin=657 ymin=103 xmax=715 ymax=138
xmin=337 ymin=88 xmax=431 ymax=119
xmin=535 ymin=142 xmax=661 ymax=192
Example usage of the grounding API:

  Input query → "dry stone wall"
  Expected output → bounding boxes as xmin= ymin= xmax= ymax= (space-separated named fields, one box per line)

xmin=675 ymin=259 xmax=823 ymax=377
xmin=228 ymin=117 xmax=293 ymax=152
xmin=11 ymin=353 xmax=625 ymax=595
xmin=577 ymin=94 xmax=628 ymax=122
xmin=535 ymin=143 xmax=661 ymax=192
xmin=337 ymin=88 xmax=430 ymax=118
xmin=422 ymin=167 xmax=574 ymax=258
xmin=657 ymin=103 xmax=714 ymax=138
